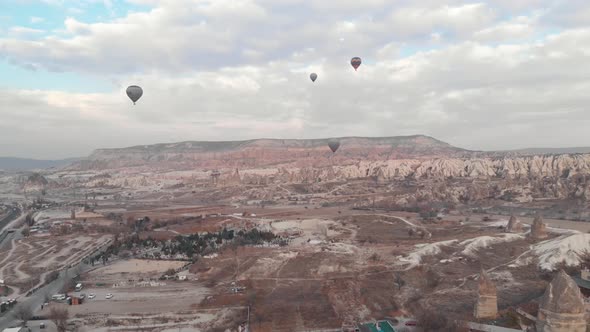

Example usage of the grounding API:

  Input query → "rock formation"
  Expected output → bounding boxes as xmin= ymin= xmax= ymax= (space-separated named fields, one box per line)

xmin=227 ymin=168 xmax=242 ymax=185
xmin=474 ymin=269 xmax=497 ymax=319
xmin=22 ymin=172 xmax=49 ymax=193
xmin=536 ymin=270 xmax=587 ymax=332
xmin=530 ymin=214 xmax=548 ymax=240
xmin=59 ymin=136 xmax=590 ymax=204
xmin=506 ymin=215 xmax=523 ymax=233
xmin=72 ymin=137 xmax=590 ymax=181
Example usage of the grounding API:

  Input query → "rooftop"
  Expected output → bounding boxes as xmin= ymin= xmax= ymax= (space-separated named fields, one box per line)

xmin=572 ymin=275 xmax=590 ymax=290
xmin=359 ymin=320 xmax=396 ymax=332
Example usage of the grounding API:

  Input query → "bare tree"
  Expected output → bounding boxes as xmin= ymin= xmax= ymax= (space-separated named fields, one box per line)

xmin=416 ymin=308 xmax=465 ymax=331
xmin=48 ymin=307 xmax=69 ymax=332
xmin=425 ymin=268 xmax=441 ymax=289
xmin=12 ymin=304 xmax=33 ymax=326
xmin=394 ymin=273 xmax=406 ymax=290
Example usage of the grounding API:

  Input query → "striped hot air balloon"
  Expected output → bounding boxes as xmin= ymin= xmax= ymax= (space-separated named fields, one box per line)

xmin=350 ymin=57 xmax=362 ymax=71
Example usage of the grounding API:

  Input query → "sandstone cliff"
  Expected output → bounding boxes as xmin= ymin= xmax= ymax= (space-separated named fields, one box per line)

xmin=73 ymin=135 xmax=468 ymax=170
xmin=63 ymin=136 xmax=590 ymax=204
xmin=75 ymin=139 xmax=590 ymax=185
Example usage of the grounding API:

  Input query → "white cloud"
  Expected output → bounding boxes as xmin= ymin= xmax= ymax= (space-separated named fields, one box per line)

xmin=2 ymin=0 xmax=590 ymax=158
xmin=30 ymin=16 xmax=45 ymax=24
xmin=473 ymin=17 xmax=536 ymax=42
xmin=8 ymin=26 xmax=44 ymax=35
xmin=389 ymin=3 xmax=497 ymax=38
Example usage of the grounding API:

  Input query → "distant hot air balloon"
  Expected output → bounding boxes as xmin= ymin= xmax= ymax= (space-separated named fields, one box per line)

xmin=126 ymin=85 xmax=143 ymax=105
xmin=328 ymin=139 xmax=340 ymax=153
xmin=350 ymin=57 xmax=362 ymax=71
xmin=310 ymin=73 xmax=318 ymax=82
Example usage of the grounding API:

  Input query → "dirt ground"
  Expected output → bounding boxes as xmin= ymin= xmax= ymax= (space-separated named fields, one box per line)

xmin=0 ymin=233 xmax=109 ymax=297
xmin=67 ymin=282 xmax=209 ymax=315
xmin=19 ymin=180 xmax=589 ymax=332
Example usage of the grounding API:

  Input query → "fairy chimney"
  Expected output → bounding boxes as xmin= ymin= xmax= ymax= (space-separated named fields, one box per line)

xmin=530 ymin=214 xmax=548 ymax=240
xmin=506 ymin=215 xmax=523 ymax=233
xmin=536 ymin=270 xmax=586 ymax=332
xmin=474 ymin=269 xmax=498 ymax=319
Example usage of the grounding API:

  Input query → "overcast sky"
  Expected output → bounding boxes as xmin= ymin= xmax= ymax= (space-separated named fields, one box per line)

xmin=1 ymin=0 xmax=590 ymax=159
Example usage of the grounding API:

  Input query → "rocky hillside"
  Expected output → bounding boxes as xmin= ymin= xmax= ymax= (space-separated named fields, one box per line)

xmin=77 ymin=142 xmax=590 ymax=183
xmin=73 ymin=135 xmax=470 ymax=170
xmin=243 ymin=154 xmax=590 ymax=182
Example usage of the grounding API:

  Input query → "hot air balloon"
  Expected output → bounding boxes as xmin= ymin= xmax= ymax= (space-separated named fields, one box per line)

xmin=126 ymin=85 xmax=143 ymax=105
xmin=350 ymin=57 xmax=362 ymax=71
xmin=328 ymin=139 xmax=340 ymax=153
xmin=310 ymin=73 xmax=318 ymax=82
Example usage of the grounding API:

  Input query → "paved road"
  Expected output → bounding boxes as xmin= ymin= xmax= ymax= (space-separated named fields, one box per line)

xmin=0 ymin=245 xmax=110 ymax=329
xmin=0 ymin=207 xmax=20 ymax=230
xmin=0 ymin=207 xmax=23 ymax=250
xmin=0 ymin=266 xmax=76 ymax=329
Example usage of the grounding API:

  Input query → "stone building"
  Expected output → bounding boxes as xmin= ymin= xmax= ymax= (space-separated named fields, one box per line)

xmin=506 ymin=215 xmax=523 ymax=233
xmin=536 ymin=270 xmax=587 ymax=332
xmin=474 ymin=269 xmax=498 ymax=319
xmin=530 ymin=214 xmax=548 ymax=240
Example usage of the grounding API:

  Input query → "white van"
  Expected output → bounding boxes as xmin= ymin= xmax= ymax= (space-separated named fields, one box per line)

xmin=52 ymin=294 xmax=66 ymax=301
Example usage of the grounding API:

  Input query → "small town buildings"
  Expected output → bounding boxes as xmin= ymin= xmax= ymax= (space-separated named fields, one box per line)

xmin=571 ymin=265 xmax=590 ymax=297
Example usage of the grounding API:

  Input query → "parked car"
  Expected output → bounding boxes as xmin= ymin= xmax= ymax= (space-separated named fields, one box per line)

xmin=105 ymin=294 xmax=113 ymax=299
xmin=88 ymin=294 xmax=96 ymax=299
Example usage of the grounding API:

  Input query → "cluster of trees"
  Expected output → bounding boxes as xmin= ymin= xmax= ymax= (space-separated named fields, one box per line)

xmin=105 ymin=212 xmax=124 ymax=222
xmin=418 ymin=210 xmax=438 ymax=220
xmin=95 ymin=228 xmax=284 ymax=263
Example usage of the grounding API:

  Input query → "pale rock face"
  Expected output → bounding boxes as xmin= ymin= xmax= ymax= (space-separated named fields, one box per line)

xmin=75 ymin=137 xmax=590 ymax=182
xmin=506 ymin=215 xmax=523 ymax=233
xmin=61 ymin=138 xmax=590 ymax=203
xmin=474 ymin=269 xmax=498 ymax=319
xmin=536 ymin=270 xmax=587 ymax=332
xmin=530 ymin=215 xmax=548 ymax=240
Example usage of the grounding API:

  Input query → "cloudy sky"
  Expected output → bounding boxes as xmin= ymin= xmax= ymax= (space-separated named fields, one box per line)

xmin=1 ymin=0 xmax=590 ymax=158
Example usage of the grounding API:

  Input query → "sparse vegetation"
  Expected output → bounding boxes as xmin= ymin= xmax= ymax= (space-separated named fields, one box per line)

xmin=48 ymin=307 xmax=69 ymax=332
xmin=416 ymin=308 xmax=463 ymax=331
xmin=394 ymin=273 xmax=405 ymax=290
xmin=12 ymin=304 xmax=32 ymax=326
